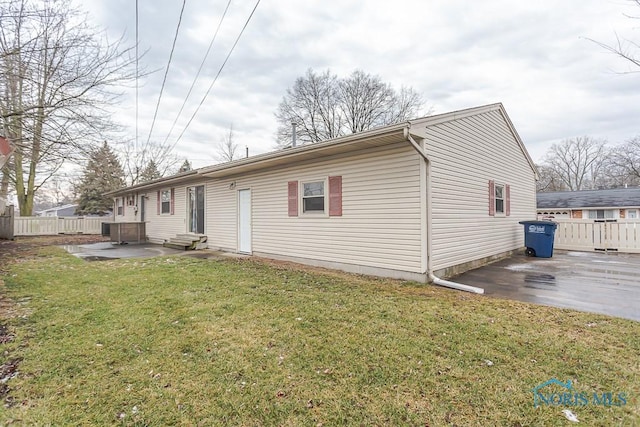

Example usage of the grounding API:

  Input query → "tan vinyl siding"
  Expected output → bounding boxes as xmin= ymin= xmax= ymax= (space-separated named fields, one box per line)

xmin=422 ymin=109 xmax=536 ymax=271
xmin=206 ymin=144 xmax=423 ymax=273
xmin=207 ymin=181 xmax=237 ymax=251
xmin=141 ymin=185 xmax=189 ymax=243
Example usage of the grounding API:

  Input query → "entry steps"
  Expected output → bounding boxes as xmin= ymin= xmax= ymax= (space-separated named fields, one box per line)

xmin=163 ymin=233 xmax=208 ymax=250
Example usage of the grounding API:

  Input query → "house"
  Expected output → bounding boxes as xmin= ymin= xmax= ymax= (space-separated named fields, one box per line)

xmin=537 ymin=188 xmax=640 ymax=220
xmin=107 ymin=103 xmax=538 ymax=282
xmin=36 ymin=204 xmax=79 ymax=217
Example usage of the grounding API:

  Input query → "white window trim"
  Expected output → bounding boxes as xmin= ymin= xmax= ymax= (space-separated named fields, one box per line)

xmin=494 ymin=183 xmax=505 ymax=216
xmin=587 ymin=209 xmax=617 ymax=220
xmin=160 ymin=189 xmax=171 ymax=215
xmin=116 ymin=198 xmax=124 ymax=216
xmin=300 ymin=178 xmax=328 ymax=216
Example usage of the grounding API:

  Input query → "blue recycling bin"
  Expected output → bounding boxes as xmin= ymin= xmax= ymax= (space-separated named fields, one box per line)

xmin=519 ymin=220 xmax=558 ymax=258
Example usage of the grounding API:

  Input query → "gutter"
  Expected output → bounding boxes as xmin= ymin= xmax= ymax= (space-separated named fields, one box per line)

xmin=104 ymin=170 xmax=199 ymax=196
xmin=404 ymin=125 xmax=485 ymax=295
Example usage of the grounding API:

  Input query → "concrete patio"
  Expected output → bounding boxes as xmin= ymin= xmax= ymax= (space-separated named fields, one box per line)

xmin=453 ymin=249 xmax=640 ymax=322
xmin=60 ymin=241 xmax=248 ymax=262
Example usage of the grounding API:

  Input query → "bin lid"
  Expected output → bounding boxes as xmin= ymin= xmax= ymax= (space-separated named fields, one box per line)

xmin=519 ymin=220 xmax=556 ymax=226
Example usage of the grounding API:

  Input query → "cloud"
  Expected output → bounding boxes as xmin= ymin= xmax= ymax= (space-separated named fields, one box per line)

xmin=81 ymin=0 xmax=640 ymax=166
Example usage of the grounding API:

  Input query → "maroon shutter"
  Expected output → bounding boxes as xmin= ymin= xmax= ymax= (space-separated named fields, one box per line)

xmin=170 ymin=188 xmax=175 ymax=215
xmin=328 ymin=176 xmax=342 ymax=216
xmin=157 ymin=191 xmax=161 ymax=215
xmin=505 ymin=184 xmax=511 ymax=216
xmin=122 ymin=197 xmax=125 ymax=216
xmin=288 ymin=181 xmax=298 ymax=217
xmin=488 ymin=180 xmax=495 ymax=216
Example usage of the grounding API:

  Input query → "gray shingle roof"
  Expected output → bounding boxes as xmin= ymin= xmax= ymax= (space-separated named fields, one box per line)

xmin=537 ymin=188 xmax=640 ymax=209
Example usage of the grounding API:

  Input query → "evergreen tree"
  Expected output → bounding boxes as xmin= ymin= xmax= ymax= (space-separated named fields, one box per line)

xmin=139 ymin=160 xmax=162 ymax=182
xmin=178 ymin=159 xmax=192 ymax=173
xmin=75 ymin=142 xmax=125 ymax=215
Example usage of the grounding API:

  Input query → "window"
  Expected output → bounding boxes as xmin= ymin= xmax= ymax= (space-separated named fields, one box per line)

xmin=302 ymin=181 xmax=325 ymax=213
xmin=588 ymin=209 xmax=615 ymax=219
xmin=126 ymin=195 xmax=135 ymax=206
xmin=488 ymin=180 xmax=510 ymax=216
xmin=116 ymin=198 xmax=124 ymax=216
xmin=494 ymin=184 xmax=505 ymax=214
xmin=288 ymin=177 xmax=342 ymax=217
xmin=628 ymin=209 xmax=637 ymax=219
xmin=161 ymin=190 xmax=171 ymax=214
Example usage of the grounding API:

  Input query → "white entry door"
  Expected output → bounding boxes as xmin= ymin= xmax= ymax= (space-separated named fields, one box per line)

xmin=238 ymin=189 xmax=252 ymax=253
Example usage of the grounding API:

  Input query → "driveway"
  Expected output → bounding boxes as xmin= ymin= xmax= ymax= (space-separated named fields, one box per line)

xmin=453 ymin=250 xmax=640 ymax=322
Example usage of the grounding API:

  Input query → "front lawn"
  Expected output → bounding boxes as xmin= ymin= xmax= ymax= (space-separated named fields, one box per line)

xmin=0 ymin=245 xmax=638 ymax=425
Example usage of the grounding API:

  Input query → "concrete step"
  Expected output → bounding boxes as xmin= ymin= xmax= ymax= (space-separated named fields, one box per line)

xmin=176 ymin=233 xmax=207 ymax=242
xmin=168 ymin=237 xmax=198 ymax=245
xmin=164 ymin=234 xmax=208 ymax=251
xmin=163 ymin=242 xmax=190 ymax=250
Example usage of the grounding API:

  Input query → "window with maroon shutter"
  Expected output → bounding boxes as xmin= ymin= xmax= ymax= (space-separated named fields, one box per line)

xmin=488 ymin=180 xmax=495 ymax=216
xmin=328 ymin=176 xmax=342 ymax=216
xmin=505 ymin=184 xmax=511 ymax=216
xmin=288 ymin=181 xmax=298 ymax=217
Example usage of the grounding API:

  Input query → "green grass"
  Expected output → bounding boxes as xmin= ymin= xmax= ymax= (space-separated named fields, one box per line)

xmin=0 ymin=247 xmax=638 ymax=426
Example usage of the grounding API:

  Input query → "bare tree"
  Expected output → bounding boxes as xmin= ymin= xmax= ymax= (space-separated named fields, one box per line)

xmin=0 ymin=0 xmax=137 ymax=215
xmin=275 ymin=69 xmax=427 ymax=147
xmin=610 ymin=136 xmax=640 ymax=186
xmin=536 ymin=164 xmax=568 ymax=192
xmin=275 ymin=69 xmax=342 ymax=146
xmin=215 ymin=124 xmax=238 ymax=163
xmin=119 ymin=139 xmax=180 ymax=185
xmin=339 ymin=71 xmax=427 ymax=134
xmin=590 ymin=0 xmax=640 ymax=72
xmin=542 ymin=136 xmax=610 ymax=191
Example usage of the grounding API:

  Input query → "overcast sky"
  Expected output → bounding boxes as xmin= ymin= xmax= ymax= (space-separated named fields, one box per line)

xmin=82 ymin=0 xmax=640 ymax=168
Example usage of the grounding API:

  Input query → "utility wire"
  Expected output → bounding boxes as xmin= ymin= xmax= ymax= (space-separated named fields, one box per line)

xmin=172 ymin=0 xmax=261 ymax=148
xmin=135 ymin=0 xmax=139 ymax=155
xmin=146 ymin=0 xmax=187 ymax=145
xmin=162 ymin=0 xmax=233 ymax=146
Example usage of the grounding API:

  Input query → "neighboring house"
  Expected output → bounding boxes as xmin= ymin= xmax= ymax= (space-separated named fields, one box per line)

xmin=107 ymin=103 xmax=538 ymax=282
xmin=36 ymin=204 xmax=79 ymax=217
xmin=537 ymin=188 xmax=640 ymax=220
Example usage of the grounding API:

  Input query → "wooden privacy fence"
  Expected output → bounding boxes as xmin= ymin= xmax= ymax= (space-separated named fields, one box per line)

xmin=0 ymin=205 xmax=14 ymax=239
xmin=13 ymin=216 xmax=113 ymax=237
xmin=553 ymin=219 xmax=640 ymax=253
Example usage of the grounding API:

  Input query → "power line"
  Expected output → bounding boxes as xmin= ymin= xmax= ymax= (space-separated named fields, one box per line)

xmin=162 ymin=0 xmax=233 ymax=146
xmin=172 ymin=0 xmax=261 ymax=149
xmin=146 ymin=0 xmax=187 ymax=145
xmin=135 ymin=0 xmax=139 ymax=155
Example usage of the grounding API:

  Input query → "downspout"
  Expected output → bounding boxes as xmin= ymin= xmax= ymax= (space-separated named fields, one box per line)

xmin=404 ymin=126 xmax=485 ymax=295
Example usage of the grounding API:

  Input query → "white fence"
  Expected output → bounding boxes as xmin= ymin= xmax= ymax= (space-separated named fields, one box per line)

xmin=14 ymin=216 xmax=113 ymax=236
xmin=553 ymin=219 xmax=640 ymax=253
